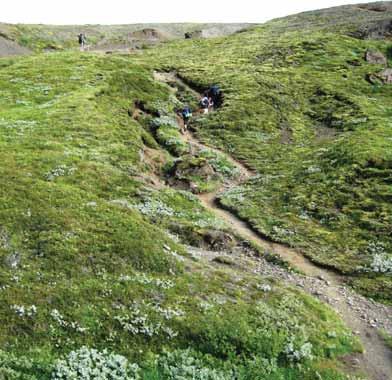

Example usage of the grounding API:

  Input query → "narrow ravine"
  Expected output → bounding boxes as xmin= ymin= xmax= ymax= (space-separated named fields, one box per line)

xmin=153 ymin=71 xmax=392 ymax=380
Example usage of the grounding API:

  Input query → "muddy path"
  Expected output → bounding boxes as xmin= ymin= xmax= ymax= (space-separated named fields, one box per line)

xmin=153 ymin=71 xmax=392 ymax=380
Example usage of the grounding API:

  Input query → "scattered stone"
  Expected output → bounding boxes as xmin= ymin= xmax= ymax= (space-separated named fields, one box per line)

xmin=351 ymin=357 xmax=361 ymax=366
xmin=184 ymin=30 xmax=203 ymax=39
xmin=378 ymin=68 xmax=392 ymax=83
xmin=258 ymin=284 xmax=272 ymax=292
xmin=4 ymin=252 xmax=21 ymax=269
xmin=203 ymin=230 xmax=236 ymax=251
xmin=366 ymin=72 xmax=385 ymax=85
xmin=365 ymin=49 xmax=387 ymax=65
xmin=358 ymin=3 xmax=390 ymax=12
xmin=350 ymin=19 xmax=392 ymax=40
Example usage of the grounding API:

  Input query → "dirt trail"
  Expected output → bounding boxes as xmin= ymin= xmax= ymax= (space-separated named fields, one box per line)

xmin=196 ymin=158 xmax=392 ymax=380
xmin=153 ymin=71 xmax=392 ymax=380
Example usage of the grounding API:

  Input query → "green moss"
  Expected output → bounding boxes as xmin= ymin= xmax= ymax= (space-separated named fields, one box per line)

xmin=379 ymin=330 xmax=392 ymax=350
xmin=128 ymin=12 xmax=392 ymax=302
xmin=1 ymin=5 xmax=388 ymax=377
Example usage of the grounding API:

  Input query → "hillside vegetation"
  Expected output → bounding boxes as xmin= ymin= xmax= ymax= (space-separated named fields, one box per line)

xmin=0 ymin=22 xmax=253 ymax=53
xmin=134 ymin=1 xmax=392 ymax=303
xmin=0 ymin=2 xmax=391 ymax=379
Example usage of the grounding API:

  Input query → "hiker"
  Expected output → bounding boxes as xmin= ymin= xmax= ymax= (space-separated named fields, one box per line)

xmin=200 ymin=94 xmax=210 ymax=114
xmin=208 ymin=84 xmax=221 ymax=107
xmin=78 ymin=33 xmax=87 ymax=51
xmin=208 ymin=96 xmax=214 ymax=109
xmin=181 ymin=106 xmax=192 ymax=133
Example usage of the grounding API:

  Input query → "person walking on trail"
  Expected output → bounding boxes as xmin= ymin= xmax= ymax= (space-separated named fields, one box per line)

xmin=78 ymin=33 xmax=87 ymax=51
xmin=200 ymin=94 xmax=210 ymax=114
xmin=208 ymin=84 xmax=221 ymax=107
xmin=181 ymin=106 xmax=192 ymax=133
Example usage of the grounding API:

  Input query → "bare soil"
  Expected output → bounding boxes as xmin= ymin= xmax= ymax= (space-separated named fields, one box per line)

xmin=0 ymin=36 xmax=30 ymax=57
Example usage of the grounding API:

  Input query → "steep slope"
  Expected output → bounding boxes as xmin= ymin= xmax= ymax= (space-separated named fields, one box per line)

xmin=135 ymin=1 xmax=392 ymax=304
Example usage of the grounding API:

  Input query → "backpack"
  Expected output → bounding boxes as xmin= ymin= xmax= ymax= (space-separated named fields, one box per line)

xmin=210 ymin=85 xmax=220 ymax=97
xmin=200 ymin=97 xmax=209 ymax=107
xmin=78 ymin=34 xmax=83 ymax=44
xmin=182 ymin=107 xmax=192 ymax=118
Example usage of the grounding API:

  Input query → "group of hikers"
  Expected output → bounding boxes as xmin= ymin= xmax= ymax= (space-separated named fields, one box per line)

xmin=78 ymin=31 xmax=220 ymax=134
xmin=180 ymin=85 xmax=222 ymax=133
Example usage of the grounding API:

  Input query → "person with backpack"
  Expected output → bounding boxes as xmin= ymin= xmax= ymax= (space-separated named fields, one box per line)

xmin=78 ymin=33 xmax=87 ymax=51
xmin=200 ymin=94 xmax=210 ymax=114
xmin=181 ymin=106 xmax=192 ymax=133
xmin=208 ymin=84 xmax=221 ymax=107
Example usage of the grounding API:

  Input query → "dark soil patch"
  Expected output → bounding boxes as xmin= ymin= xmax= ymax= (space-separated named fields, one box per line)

xmin=0 ymin=36 xmax=30 ymax=57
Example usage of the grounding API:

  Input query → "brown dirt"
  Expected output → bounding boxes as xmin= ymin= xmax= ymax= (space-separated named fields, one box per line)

xmin=0 ymin=36 xmax=30 ymax=57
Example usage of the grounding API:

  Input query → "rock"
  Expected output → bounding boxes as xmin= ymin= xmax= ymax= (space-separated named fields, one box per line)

xmin=351 ymin=357 xmax=361 ymax=366
xmin=365 ymin=49 xmax=387 ymax=65
xmin=258 ymin=284 xmax=272 ymax=292
xmin=184 ymin=30 xmax=203 ymax=39
xmin=358 ymin=3 xmax=390 ymax=12
xmin=378 ymin=68 xmax=392 ymax=83
xmin=365 ymin=73 xmax=384 ymax=85
xmin=350 ymin=20 xmax=392 ymax=40
xmin=204 ymin=230 xmax=236 ymax=251
xmin=189 ymin=182 xmax=199 ymax=192
xmin=138 ymin=149 xmax=145 ymax=163
xmin=130 ymin=28 xmax=168 ymax=42
xmin=4 ymin=252 xmax=21 ymax=269
xmin=367 ymin=68 xmax=392 ymax=85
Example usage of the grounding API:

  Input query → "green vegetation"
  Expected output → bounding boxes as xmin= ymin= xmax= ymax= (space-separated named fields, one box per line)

xmin=132 ymin=6 xmax=392 ymax=303
xmin=0 ymin=49 xmax=361 ymax=379
xmin=0 ymin=22 xmax=252 ymax=52
xmin=379 ymin=330 xmax=392 ymax=350
xmin=1 ymin=3 xmax=392 ymax=378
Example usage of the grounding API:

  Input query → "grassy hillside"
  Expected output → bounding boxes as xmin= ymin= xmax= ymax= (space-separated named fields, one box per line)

xmin=0 ymin=51 xmax=362 ymax=379
xmin=133 ymin=2 xmax=392 ymax=303
xmin=0 ymin=22 xmax=253 ymax=52
xmin=0 ymin=2 xmax=391 ymax=379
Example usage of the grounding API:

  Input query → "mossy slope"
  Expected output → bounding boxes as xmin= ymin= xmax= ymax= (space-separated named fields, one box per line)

xmin=0 ymin=50 xmax=362 ymax=378
xmin=133 ymin=2 xmax=392 ymax=302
